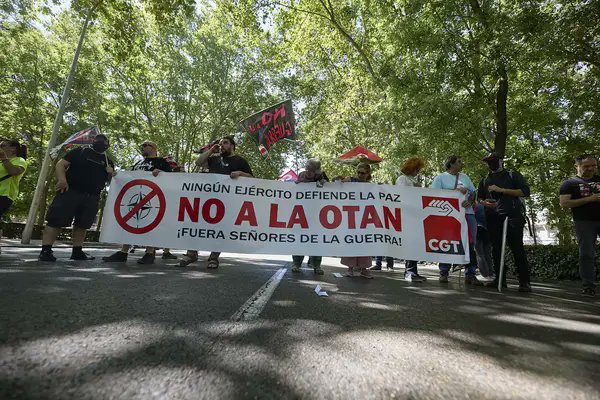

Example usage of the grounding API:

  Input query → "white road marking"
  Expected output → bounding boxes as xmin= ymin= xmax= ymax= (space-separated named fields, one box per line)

xmin=231 ymin=267 xmax=287 ymax=322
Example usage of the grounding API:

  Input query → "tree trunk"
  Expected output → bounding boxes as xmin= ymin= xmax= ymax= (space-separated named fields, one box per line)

xmin=494 ymin=64 xmax=508 ymax=156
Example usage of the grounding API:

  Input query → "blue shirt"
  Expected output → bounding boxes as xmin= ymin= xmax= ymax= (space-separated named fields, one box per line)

xmin=431 ymin=172 xmax=476 ymax=214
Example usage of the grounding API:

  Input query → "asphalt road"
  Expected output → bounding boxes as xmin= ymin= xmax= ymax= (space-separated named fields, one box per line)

xmin=1 ymin=245 xmax=599 ymax=399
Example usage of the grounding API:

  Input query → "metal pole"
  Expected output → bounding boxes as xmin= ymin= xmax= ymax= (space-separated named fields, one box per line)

xmin=21 ymin=6 xmax=96 ymax=243
xmin=497 ymin=217 xmax=509 ymax=292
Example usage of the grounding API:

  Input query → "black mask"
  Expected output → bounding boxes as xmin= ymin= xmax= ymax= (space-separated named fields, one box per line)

xmin=92 ymin=141 xmax=109 ymax=153
xmin=486 ymin=159 xmax=501 ymax=171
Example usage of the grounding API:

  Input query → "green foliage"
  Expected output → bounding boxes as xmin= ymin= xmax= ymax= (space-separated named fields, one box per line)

xmin=505 ymin=244 xmax=600 ymax=280
xmin=0 ymin=0 xmax=598 ymax=247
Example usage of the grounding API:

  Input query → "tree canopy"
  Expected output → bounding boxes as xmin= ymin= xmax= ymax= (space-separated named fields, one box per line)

xmin=1 ymin=0 xmax=598 ymax=243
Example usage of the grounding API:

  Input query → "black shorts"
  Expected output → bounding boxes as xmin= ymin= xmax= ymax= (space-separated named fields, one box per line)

xmin=0 ymin=196 xmax=13 ymax=219
xmin=46 ymin=190 xmax=100 ymax=229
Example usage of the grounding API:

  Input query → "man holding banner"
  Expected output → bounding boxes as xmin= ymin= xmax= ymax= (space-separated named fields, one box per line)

xmin=177 ymin=135 xmax=253 ymax=269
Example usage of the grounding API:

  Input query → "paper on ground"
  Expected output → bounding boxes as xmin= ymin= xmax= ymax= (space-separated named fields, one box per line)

xmin=333 ymin=272 xmax=343 ymax=278
xmin=314 ymin=285 xmax=328 ymax=297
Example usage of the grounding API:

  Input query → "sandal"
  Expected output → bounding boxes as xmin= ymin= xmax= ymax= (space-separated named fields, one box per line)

xmin=207 ymin=258 xmax=219 ymax=269
xmin=177 ymin=254 xmax=197 ymax=267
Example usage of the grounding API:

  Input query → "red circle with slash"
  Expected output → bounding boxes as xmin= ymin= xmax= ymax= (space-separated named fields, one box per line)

xmin=114 ymin=179 xmax=166 ymax=234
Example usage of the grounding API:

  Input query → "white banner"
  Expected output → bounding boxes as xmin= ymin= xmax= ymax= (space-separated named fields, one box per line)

xmin=100 ymin=172 xmax=470 ymax=264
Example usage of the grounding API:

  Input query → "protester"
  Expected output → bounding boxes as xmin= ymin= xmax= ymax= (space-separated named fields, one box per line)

xmin=102 ymin=141 xmax=172 ymax=264
xmin=372 ymin=255 xmax=394 ymax=271
xmin=178 ymin=135 xmax=253 ymax=268
xmin=430 ymin=155 xmax=478 ymax=283
xmin=338 ymin=163 xmax=375 ymax=279
xmin=291 ymin=159 xmax=328 ymax=275
xmin=38 ymin=134 xmax=115 ymax=261
xmin=161 ymin=155 xmax=184 ymax=259
xmin=395 ymin=156 xmax=426 ymax=282
xmin=559 ymin=154 xmax=600 ymax=297
xmin=0 ymin=139 xmax=28 ymax=253
xmin=477 ymin=152 xmax=531 ymax=292
xmin=474 ymin=203 xmax=495 ymax=283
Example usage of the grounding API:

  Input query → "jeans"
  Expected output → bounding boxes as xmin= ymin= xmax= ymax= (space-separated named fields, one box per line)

xmin=475 ymin=227 xmax=494 ymax=278
xmin=439 ymin=213 xmax=477 ymax=277
xmin=487 ymin=212 xmax=530 ymax=285
xmin=573 ymin=220 xmax=600 ymax=290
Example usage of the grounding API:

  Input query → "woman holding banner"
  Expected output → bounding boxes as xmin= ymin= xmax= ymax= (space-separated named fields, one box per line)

xmin=339 ymin=163 xmax=375 ymax=279
xmin=395 ymin=156 xmax=427 ymax=282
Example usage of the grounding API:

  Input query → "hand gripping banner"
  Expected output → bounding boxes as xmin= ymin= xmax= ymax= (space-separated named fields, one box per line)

xmin=101 ymin=171 xmax=470 ymax=264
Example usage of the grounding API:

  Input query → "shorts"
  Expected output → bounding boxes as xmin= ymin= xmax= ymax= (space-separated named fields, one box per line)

xmin=0 ymin=196 xmax=13 ymax=218
xmin=46 ymin=190 xmax=100 ymax=229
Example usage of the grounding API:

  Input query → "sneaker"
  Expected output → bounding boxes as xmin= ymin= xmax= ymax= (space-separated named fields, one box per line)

xmin=405 ymin=274 xmax=425 ymax=282
xmin=313 ymin=267 xmax=324 ymax=275
xmin=137 ymin=253 xmax=155 ymax=265
xmin=161 ymin=252 xmax=177 ymax=260
xmin=291 ymin=263 xmax=301 ymax=273
xmin=207 ymin=258 xmax=219 ymax=269
xmin=518 ymin=283 xmax=532 ymax=293
xmin=582 ymin=288 xmax=596 ymax=297
xmin=70 ymin=251 xmax=95 ymax=260
xmin=439 ymin=275 xmax=449 ymax=283
xmin=38 ymin=249 xmax=56 ymax=262
xmin=102 ymin=251 xmax=128 ymax=262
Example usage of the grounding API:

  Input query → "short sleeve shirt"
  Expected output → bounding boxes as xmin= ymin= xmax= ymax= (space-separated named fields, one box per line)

xmin=431 ymin=172 xmax=476 ymax=214
xmin=0 ymin=157 xmax=27 ymax=201
xmin=132 ymin=157 xmax=172 ymax=172
xmin=63 ymin=147 xmax=114 ymax=196
xmin=559 ymin=175 xmax=600 ymax=221
xmin=207 ymin=155 xmax=253 ymax=176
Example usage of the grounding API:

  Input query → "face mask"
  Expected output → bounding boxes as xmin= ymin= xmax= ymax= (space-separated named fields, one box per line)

xmin=487 ymin=159 xmax=501 ymax=171
xmin=92 ymin=141 xmax=109 ymax=153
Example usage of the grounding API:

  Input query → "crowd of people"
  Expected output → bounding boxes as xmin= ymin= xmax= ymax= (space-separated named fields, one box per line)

xmin=0 ymin=135 xmax=597 ymax=297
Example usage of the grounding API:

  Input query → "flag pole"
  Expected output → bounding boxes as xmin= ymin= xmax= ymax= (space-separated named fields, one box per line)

xmin=21 ymin=6 xmax=96 ymax=243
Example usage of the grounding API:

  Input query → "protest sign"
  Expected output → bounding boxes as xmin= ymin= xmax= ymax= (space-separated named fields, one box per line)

xmin=240 ymin=100 xmax=295 ymax=155
xmin=101 ymin=171 xmax=470 ymax=264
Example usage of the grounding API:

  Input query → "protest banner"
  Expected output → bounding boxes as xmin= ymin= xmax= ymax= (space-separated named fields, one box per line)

xmin=100 ymin=171 xmax=470 ymax=264
xmin=240 ymin=100 xmax=295 ymax=156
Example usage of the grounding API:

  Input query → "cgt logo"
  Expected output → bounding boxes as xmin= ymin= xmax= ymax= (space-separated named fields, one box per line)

xmin=422 ymin=196 xmax=465 ymax=255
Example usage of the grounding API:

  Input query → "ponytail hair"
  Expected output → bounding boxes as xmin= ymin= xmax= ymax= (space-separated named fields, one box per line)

xmin=6 ymin=139 xmax=27 ymax=159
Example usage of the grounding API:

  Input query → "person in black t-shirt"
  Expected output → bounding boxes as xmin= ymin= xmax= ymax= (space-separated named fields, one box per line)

xmin=39 ymin=134 xmax=115 ymax=262
xmin=559 ymin=154 xmax=600 ymax=297
xmin=477 ymin=152 xmax=532 ymax=292
xmin=178 ymin=135 xmax=253 ymax=269
xmin=102 ymin=141 xmax=173 ymax=265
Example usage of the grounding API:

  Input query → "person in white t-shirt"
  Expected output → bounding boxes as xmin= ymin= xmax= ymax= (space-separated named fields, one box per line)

xmin=431 ymin=155 xmax=478 ymax=284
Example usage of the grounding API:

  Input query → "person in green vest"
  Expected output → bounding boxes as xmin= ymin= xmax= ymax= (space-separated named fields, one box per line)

xmin=0 ymin=139 xmax=28 ymax=253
